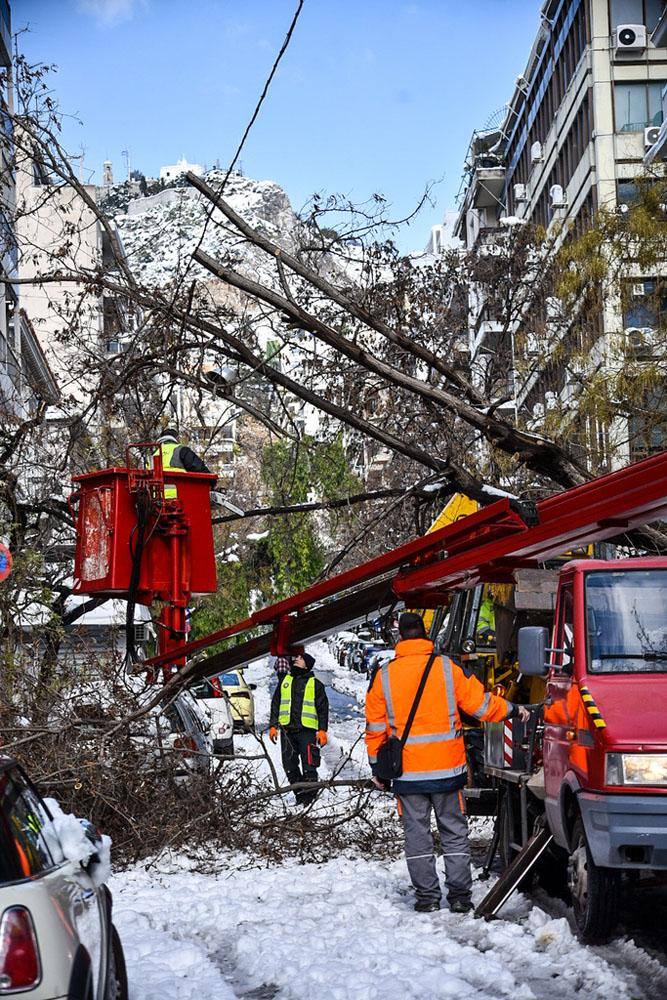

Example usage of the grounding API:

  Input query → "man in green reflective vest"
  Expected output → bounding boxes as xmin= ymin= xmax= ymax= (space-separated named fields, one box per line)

xmin=269 ymin=652 xmax=329 ymax=805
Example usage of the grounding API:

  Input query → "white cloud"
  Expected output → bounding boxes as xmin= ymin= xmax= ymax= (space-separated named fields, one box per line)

xmin=77 ymin=0 xmax=145 ymax=27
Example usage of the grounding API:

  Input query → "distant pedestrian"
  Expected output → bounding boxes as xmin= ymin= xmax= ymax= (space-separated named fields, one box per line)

xmin=272 ymin=654 xmax=290 ymax=679
xmin=269 ymin=652 xmax=329 ymax=805
xmin=365 ymin=612 xmax=529 ymax=913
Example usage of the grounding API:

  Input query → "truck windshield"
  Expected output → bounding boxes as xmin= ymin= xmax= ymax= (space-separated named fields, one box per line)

xmin=586 ymin=569 xmax=667 ymax=673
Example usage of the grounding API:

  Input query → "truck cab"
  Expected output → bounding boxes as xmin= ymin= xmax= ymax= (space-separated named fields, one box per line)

xmin=517 ymin=557 xmax=667 ymax=940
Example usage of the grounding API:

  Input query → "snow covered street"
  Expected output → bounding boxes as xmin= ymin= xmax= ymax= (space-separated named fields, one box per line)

xmin=112 ymin=851 xmax=667 ymax=1000
xmin=109 ymin=641 xmax=667 ymax=999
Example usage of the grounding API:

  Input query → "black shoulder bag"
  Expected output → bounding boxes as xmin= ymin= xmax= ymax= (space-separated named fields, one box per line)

xmin=374 ymin=650 xmax=438 ymax=781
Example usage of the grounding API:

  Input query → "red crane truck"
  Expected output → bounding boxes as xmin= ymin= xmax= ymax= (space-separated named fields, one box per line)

xmin=478 ymin=556 xmax=667 ymax=943
xmin=70 ymin=448 xmax=667 ymax=942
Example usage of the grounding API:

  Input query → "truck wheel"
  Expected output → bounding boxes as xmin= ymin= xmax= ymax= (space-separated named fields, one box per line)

xmin=568 ymin=818 xmax=620 ymax=944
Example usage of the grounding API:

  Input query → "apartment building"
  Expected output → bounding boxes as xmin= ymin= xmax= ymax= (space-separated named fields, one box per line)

xmin=454 ymin=0 xmax=667 ymax=465
xmin=0 ymin=2 xmax=60 ymax=420
xmin=0 ymin=0 xmax=18 ymax=414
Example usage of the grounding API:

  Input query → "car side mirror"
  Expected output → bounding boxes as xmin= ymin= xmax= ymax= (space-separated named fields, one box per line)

xmin=249 ymin=683 xmax=257 ymax=690
xmin=518 ymin=626 xmax=549 ymax=676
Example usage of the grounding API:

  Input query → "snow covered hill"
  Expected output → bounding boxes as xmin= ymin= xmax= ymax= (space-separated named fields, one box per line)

xmin=111 ymin=170 xmax=303 ymax=288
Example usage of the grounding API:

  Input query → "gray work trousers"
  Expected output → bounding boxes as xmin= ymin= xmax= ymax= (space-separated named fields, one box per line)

xmin=397 ymin=791 xmax=473 ymax=905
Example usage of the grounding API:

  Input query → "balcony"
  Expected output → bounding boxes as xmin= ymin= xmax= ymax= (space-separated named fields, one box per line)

xmin=471 ymin=158 xmax=506 ymax=210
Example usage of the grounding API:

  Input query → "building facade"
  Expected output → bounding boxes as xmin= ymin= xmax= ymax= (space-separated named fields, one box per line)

xmin=454 ymin=0 xmax=667 ymax=465
xmin=0 ymin=0 xmax=18 ymax=416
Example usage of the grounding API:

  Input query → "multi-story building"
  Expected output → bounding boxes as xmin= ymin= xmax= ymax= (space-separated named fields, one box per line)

xmin=0 ymin=0 xmax=18 ymax=414
xmin=0 ymin=1 xmax=60 ymax=419
xmin=454 ymin=0 xmax=667 ymax=465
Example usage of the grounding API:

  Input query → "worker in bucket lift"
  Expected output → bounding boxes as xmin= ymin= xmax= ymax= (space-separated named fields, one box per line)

xmin=155 ymin=428 xmax=243 ymax=515
xmin=269 ymin=652 xmax=329 ymax=806
xmin=365 ymin=612 xmax=529 ymax=913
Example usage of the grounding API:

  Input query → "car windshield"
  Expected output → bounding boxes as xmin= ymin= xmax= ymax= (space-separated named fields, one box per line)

xmin=191 ymin=681 xmax=212 ymax=699
xmin=586 ymin=569 xmax=667 ymax=673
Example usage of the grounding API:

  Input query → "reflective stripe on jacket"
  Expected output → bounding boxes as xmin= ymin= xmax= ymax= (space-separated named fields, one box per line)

xmin=278 ymin=675 xmax=319 ymax=729
xmin=364 ymin=638 xmax=510 ymax=782
xmin=157 ymin=442 xmax=184 ymax=499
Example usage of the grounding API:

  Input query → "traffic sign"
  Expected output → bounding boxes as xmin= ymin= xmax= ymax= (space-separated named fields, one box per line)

xmin=0 ymin=544 xmax=12 ymax=582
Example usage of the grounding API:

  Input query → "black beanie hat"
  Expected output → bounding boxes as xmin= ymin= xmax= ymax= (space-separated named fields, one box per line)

xmin=293 ymin=652 xmax=315 ymax=671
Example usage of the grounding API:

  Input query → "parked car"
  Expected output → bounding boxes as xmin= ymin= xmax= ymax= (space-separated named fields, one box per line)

xmin=0 ymin=756 xmax=128 ymax=999
xmin=338 ymin=632 xmax=362 ymax=667
xmin=367 ymin=648 xmax=395 ymax=677
xmin=217 ymin=669 xmax=256 ymax=732
xmin=331 ymin=630 xmax=356 ymax=662
xmin=349 ymin=640 xmax=389 ymax=674
xmin=156 ymin=689 xmax=214 ymax=772
xmin=190 ymin=677 xmax=236 ymax=754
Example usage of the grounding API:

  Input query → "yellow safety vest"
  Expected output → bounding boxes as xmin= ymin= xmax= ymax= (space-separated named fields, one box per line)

xmin=278 ymin=675 xmax=318 ymax=729
xmin=156 ymin=442 xmax=181 ymax=499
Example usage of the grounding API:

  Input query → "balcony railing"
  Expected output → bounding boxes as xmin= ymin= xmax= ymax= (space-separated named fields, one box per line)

xmin=472 ymin=161 xmax=505 ymax=210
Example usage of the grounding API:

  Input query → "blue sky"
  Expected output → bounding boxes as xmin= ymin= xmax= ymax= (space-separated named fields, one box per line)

xmin=16 ymin=0 xmax=540 ymax=249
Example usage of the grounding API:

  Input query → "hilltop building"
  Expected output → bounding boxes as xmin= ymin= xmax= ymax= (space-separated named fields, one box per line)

xmin=159 ymin=157 xmax=203 ymax=182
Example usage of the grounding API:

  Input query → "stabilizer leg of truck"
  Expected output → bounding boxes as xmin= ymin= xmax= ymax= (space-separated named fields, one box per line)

xmin=475 ymin=827 xmax=554 ymax=920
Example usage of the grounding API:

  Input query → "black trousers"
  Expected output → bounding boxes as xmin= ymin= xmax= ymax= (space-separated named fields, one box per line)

xmin=280 ymin=728 xmax=319 ymax=804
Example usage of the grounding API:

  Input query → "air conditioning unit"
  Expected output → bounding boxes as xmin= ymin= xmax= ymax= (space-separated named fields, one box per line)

xmin=530 ymin=141 xmax=543 ymax=164
xmin=134 ymin=622 xmax=150 ymax=644
xmin=613 ymin=24 xmax=647 ymax=55
xmin=514 ymin=182 xmax=527 ymax=202
xmin=625 ymin=326 xmax=655 ymax=359
xmin=550 ymin=184 xmax=567 ymax=209
xmin=645 ymin=125 xmax=661 ymax=148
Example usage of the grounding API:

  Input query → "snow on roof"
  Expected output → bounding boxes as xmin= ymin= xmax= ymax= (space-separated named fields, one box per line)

xmin=19 ymin=595 xmax=152 ymax=628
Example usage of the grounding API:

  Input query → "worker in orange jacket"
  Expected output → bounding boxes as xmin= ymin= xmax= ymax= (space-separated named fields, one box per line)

xmin=365 ymin=612 xmax=529 ymax=913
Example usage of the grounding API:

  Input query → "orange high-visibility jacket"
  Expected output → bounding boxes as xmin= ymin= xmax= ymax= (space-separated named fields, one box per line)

xmin=365 ymin=638 xmax=510 ymax=783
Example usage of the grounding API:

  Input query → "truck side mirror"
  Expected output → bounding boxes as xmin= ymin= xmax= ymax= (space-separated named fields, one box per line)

xmin=518 ymin=626 xmax=549 ymax=676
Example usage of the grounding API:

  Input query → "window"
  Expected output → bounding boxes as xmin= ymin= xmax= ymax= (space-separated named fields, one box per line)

xmin=556 ymin=586 xmax=574 ymax=670
xmin=623 ymin=277 xmax=667 ymax=329
xmin=586 ymin=570 xmax=667 ymax=672
xmin=614 ymin=81 xmax=665 ymax=132
xmin=0 ymin=770 xmax=55 ymax=880
xmin=220 ymin=673 xmax=240 ymax=686
xmin=617 ymin=179 xmax=641 ymax=205
xmin=611 ymin=0 xmax=666 ymax=29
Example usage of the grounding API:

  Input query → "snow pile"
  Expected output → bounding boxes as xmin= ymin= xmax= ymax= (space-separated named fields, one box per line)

xmin=112 ymin=852 xmax=666 ymax=1000
xmin=42 ymin=797 xmax=112 ymax=888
